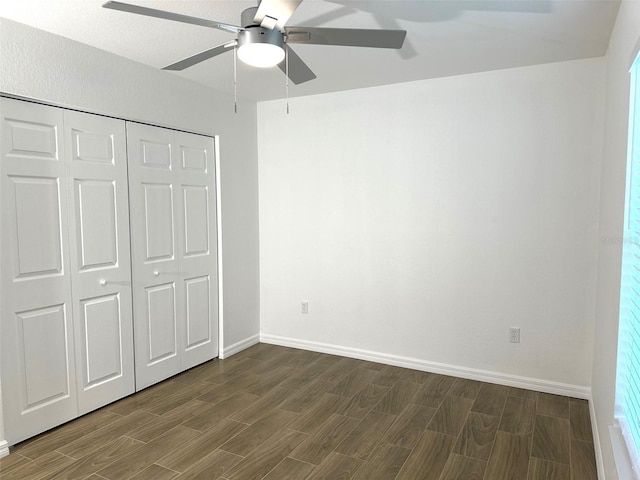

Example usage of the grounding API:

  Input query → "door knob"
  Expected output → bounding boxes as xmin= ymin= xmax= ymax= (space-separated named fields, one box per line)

xmin=154 ymin=271 xmax=160 ymax=277
xmin=99 ymin=279 xmax=107 ymax=286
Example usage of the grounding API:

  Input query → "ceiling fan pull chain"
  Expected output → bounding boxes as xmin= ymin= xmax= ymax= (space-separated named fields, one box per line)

xmin=234 ymin=43 xmax=238 ymax=114
xmin=285 ymin=44 xmax=290 ymax=114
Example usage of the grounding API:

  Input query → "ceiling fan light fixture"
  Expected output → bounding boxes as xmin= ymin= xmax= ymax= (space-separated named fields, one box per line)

xmin=237 ymin=27 xmax=285 ymax=68
xmin=238 ymin=43 xmax=285 ymax=68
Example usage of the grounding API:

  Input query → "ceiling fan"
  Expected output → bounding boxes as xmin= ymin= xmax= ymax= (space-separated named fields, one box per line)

xmin=102 ymin=0 xmax=407 ymax=85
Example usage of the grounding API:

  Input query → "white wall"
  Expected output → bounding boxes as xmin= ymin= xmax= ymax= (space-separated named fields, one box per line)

xmin=0 ymin=18 xmax=260 ymax=449
xmin=258 ymin=58 xmax=604 ymax=392
xmin=592 ymin=2 xmax=640 ymax=478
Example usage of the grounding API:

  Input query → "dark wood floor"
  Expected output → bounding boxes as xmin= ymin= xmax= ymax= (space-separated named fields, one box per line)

xmin=0 ymin=343 xmax=598 ymax=480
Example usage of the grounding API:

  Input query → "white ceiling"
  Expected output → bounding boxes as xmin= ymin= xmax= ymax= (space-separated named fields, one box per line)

xmin=0 ymin=0 xmax=620 ymax=102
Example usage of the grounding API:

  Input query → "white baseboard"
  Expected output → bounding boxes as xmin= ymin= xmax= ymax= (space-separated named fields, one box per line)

xmin=590 ymin=398 xmax=606 ymax=480
xmin=220 ymin=334 xmax=260 ymax=359
xmin=0 ymin=440 xmax=9 ymax=458
xmin=260 ymin=333 xmax=591 ymax=399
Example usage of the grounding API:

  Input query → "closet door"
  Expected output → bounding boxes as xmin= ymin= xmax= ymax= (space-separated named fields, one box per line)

xmin=127 ymin=123 xmax=182 ymax=389
xmin=127 ymin=123 xmax=218 ymax=390
xmin=0 ymin=99 xmax=78 ymax=444
xmin=175 ymin=131 xmax=219 ymax=370
xmin=64 ymin=111 xmax=135 ymax=414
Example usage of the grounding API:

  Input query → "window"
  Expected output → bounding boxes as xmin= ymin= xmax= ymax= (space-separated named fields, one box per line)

xmin=616 ymin=55 xmax=640 ymax=477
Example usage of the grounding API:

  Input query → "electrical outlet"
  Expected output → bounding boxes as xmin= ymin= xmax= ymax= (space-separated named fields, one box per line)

xmin=301 ymin=301 xmax=309 ymax=314
xmin=509 ymin=327 xmax=521 ymax=343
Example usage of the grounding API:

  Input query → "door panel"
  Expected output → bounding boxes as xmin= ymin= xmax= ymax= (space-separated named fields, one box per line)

xmin=17 ymin=304 xmax=71 ymax=411
xmin=64 ymin=110 xmax=135 ymax=415
xmin=141 ymin=140 xmax=171 ymax=168
xmin=143 ymin=183 xmax=175 ymax=262
xmin=76 ymin=180 xmax=118 ymax=269
xmin=80 ymin=294 xmax=123 ymax=387
xmin=128 ymin=123 xmax=218 ymax=388
xmin=5 ymin=119 xmax=59 ymax=161
xmin=175 ymin=131 xmax=218 ymax=369
xmin=128 ymin=123 xmax=181 ymax=389
xmin=146 ymin=283 xmax=178 ymax=363
xmin=9 ymin=176 xmax=64 ymax=278
xmin=71 ymin=129 xmax=114 ymax=164
xmin=181 ymin=146 xmax=207 ymax=171
xmin=185 ymin=275 xmax=211 ymax=350
xmin=183 ymin=185 xmax=210 ymax=257
xmin=0 ymin=99 xmax=78 ymax=445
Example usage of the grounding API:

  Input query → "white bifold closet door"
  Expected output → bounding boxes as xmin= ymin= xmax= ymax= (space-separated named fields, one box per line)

xmin=64 ymin=110 xmax=135 ymax=415
xmin=0 ymin=100 xmax=77 ymax=444
xmin=127 ymin=122 xmax=218 ymax=390
xmin=0 ymin=99 xmax=135 ymax=444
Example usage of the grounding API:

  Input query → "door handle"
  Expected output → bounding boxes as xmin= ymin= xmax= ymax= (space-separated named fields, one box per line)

xmin=154 ymin=271 xmax=160 ymax=277
xmin=99 ymin=280 xmax=130 ymax=286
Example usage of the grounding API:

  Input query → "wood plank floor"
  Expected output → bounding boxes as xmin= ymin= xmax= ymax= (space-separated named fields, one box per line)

xmin=0 ymin=343 xmax=598 ymax=480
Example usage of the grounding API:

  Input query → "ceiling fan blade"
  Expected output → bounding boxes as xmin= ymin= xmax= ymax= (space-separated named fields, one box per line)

xmin=285 ymin=26 xmax=406 ymax=49
xmin=278 ymin=46 xmax=316 ymax=84
xmin=163 ymin=41 xmax=236 ymax=71
xmin=102 ymin=1 xmax=242 ymax=34
xmin=254 ymin=0 xmax=303 ymax=30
